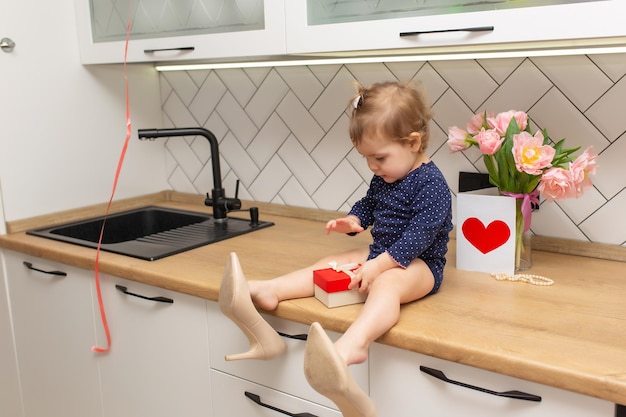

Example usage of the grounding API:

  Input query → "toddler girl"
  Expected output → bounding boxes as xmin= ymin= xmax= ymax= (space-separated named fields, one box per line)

xmin=220 ymin=81 xmax=453 ymax=417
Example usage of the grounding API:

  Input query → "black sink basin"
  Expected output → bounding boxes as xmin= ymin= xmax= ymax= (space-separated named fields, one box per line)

xmin=27 ymin=206 xmax=274 ymax=261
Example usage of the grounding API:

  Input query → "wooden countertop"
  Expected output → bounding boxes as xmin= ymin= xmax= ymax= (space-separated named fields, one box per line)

xmin=1 ymin=191 xmax=625 ymax=405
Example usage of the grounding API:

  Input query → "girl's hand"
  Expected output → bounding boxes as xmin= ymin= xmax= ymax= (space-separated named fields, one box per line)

xmin=325 ymin=216 xmax=364 ymax=235
xmin=350 ymin=253 xmax=397 ymax=293
xmin=349 ymin=259 xmax=383 ymax=293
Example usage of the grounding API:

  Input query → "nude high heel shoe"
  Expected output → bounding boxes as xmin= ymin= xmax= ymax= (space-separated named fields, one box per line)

xmin=304 ymin=322 xmax=377 ymax=417
xmin=219 ymin=252 xmax=286 ymax=361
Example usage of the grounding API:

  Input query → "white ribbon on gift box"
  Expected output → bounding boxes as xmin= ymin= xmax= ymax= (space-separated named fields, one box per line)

xmin=328 ymin=261 xmax=360 ymax=279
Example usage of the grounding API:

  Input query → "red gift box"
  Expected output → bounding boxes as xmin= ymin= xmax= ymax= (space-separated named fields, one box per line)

xmin=313 ymin=263 xmax=366 ymax=308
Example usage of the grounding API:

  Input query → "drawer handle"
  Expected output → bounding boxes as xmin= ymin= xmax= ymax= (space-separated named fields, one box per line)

xmin=400 ymin=26 xmax=494 ymax=36
xmin=115 ymin=284 xmax=174 ymax=304
xmin=22 ymin=261 xmax=67 ymax=277
xmin=144 ymin=46 xmax=195 ymax=53
xmin=420 ymin=366 xmax=541 ymax=402
xmin=244 ymin=391 xmax=318 ymax=417
xmin=277 ymin=331 xmax=308 ymax=341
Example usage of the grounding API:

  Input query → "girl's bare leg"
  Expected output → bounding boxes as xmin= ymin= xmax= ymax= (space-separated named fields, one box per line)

xmin=219 ymin=249 xmax=368 ymax=361
xmin=335 ymin=258 xmax=435 ymax=365
xmin=303 ymin=258 xmax=434 ymax=415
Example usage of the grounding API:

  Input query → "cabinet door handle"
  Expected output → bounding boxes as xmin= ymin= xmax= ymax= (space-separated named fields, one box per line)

xmin=400 ymin=26 xmax=494 ymax=36
xmin=277 ymin=331 xmax=308 ymax=341
xmin=244 ymin=391 xmax=318 ymax=417
xmin=420 ymin=366 xmax=541 ymax=402
xmin=22 ymin=261 xmax=67 ymax=277
xmin=115 ymin=284 xmax=174 ymax=304
xmin=144 ymin=46 xmax=195 ymax=53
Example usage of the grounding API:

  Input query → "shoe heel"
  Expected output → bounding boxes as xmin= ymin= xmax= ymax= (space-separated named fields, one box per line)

xmin=225 ymin=345 xmax=265 ymax=361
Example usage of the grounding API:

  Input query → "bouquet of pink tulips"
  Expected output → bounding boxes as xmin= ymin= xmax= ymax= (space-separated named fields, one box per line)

xmin=448 ymin=110 xmax=597 ymax=211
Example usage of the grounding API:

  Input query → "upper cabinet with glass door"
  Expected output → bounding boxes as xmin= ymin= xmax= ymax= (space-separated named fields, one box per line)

xmin=75 ymin=0 xmax=285 ymax=64
xmin=286 ymin=0 xmax=626 ymax=56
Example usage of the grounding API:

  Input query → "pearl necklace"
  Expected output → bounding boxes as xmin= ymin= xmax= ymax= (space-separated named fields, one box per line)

xmin=491 ymin=272 xmax=555 ymax=286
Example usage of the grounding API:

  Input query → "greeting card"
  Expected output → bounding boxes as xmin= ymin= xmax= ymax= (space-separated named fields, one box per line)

xmin=456 ymin=189 xmax=516 ymax=274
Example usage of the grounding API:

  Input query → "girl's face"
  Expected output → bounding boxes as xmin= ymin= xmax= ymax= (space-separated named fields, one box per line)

xmin=356 ymin=133 xmax=428 ymax=183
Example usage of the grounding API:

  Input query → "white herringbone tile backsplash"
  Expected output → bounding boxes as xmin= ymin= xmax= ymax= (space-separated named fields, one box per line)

xmin=159 ymin=54 xmax=626 ymax=246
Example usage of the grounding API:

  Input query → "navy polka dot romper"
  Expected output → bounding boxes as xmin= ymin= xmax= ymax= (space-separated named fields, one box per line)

xmin=348 ymin=161 xmax=453 ymax=294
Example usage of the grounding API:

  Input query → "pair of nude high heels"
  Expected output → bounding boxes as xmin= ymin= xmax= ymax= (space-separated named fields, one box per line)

xmin=219 ymin=252 xmax=376 ymax=417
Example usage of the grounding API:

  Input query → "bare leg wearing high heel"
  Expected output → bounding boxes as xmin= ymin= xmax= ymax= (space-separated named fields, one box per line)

xmin=219 ymin=252 xmax=286 ymax=361
xmin=219 ymin=249 xmax=368 ymax=361
xmin=303 ymin=260 xmax=434 ymax=415
xmin=304 ymin=322 xmax=377 ymax=417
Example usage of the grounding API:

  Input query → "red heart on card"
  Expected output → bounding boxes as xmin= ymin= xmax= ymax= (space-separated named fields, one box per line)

xmin=462 ymin=217 xmax=511 ymax=254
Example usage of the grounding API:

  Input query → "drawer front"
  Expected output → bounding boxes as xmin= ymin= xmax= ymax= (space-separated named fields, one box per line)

xmin=211 ymin=369 xmax=341 ymax=417
xmin=207 ymin=301 xmax=369 ymax=410
xmin=370 ymin=343 xmax=613 ymax=417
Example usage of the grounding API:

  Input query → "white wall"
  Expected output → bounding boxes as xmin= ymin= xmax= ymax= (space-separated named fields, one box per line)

xmin=0 ymin=1 xmax=167 ymax=223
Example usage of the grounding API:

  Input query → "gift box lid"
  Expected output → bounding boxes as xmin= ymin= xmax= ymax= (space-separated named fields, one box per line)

xmin=313 ymin=263 xmax=360 ymax=293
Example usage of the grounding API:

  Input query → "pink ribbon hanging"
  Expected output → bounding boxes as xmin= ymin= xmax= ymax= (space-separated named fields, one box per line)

xmin=92 ymin=1 xmax=133 ymax=354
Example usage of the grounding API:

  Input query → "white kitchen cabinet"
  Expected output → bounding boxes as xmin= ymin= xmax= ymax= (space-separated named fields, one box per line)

xmin=211 ymin=368 xmax=341 ymax=416
xmin=75 ymin=0 xmax=286 ymax=64
xmin=369 ymin=342 xmax=614 ymax=417
xmin=2 ymin=250 xmax=103 ymax=417
xmin=286 ymin=0 xmax=626 ymax=56
xmin=207 ymin=301 xmax=369 ymax=411
xmin=0 ymin=251 xmax=23 ymax=417
xmin=95 ymin=275 xmax=212 ymax=417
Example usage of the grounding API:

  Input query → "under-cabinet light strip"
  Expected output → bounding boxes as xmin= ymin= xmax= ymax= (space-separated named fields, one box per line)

xmin=154 ymin=45 xmax=626 ymax=71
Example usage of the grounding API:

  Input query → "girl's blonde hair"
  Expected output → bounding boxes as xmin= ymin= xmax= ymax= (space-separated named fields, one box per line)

xmin=349 ymin=81 xmax=432 ymax=152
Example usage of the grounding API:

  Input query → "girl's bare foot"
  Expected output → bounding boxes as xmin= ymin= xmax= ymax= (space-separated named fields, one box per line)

xmin=334 ymin=337 xmax=369 ymax=366
xmin=249 ymin=281 xmax=280 ymax=311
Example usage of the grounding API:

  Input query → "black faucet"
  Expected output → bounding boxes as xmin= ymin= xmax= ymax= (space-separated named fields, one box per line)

xmin=137 ymin=127 xmax=241 ymax=222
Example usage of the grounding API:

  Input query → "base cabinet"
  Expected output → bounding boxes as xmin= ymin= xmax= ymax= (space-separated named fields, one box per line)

xmin=2 ymin=247 xmax=620 ymax=417
xmin=2 ymin=249 xmax=213 ymax=417
xmin=369 ymin=342 xmax=614 ymax=417
xmin=96 ymin=275 xmax=212 ymax=417
xmin=3 ymin=250 xmax=102 ymax=417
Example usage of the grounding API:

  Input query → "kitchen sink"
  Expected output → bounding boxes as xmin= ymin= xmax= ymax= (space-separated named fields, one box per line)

xmin=27 ymin=206 xmax=274 ymax=261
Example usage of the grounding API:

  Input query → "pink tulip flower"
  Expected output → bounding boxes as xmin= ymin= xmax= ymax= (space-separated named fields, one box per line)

xmin=538 ymin=167 xmax=577 ymax=201
xmin=475 ymin=128 xmax=503 ymax=155
xmin=488 ymin=110 xmax=528 ymax=135
xmin=513 ymin=131 xmax=555 ymax=175
xmin=466 ymin=112 xmax=486 ymax=134
xmin=568 ymin=146 xmax=597 ymax=196
xmin=447 ymin=126 xmax=472 ymax=152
